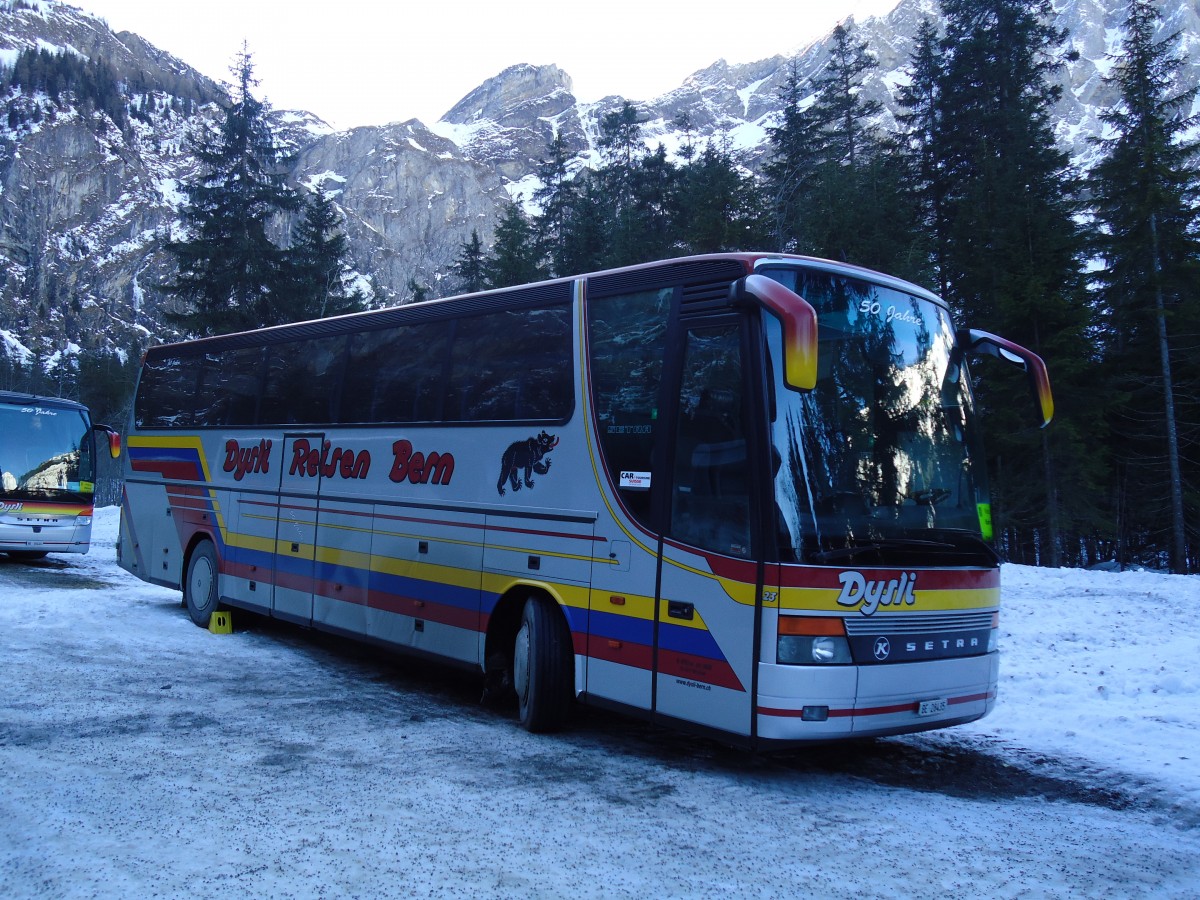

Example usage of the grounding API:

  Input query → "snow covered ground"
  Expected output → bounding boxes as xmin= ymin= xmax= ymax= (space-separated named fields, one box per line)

xmin=1 ymin=508 xmax=1198 ymax=898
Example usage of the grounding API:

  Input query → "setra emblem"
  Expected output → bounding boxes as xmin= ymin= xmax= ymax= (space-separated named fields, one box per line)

xmin=873 ymin=637 xmax=891 ymax=661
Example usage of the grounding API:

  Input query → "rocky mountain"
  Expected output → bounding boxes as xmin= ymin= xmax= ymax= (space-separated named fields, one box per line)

xmin=1 ymin=0 xmax=1197 ymax=366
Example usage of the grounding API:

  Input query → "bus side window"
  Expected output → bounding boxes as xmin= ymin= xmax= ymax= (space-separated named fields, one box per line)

xmin=587 ymin=287 xmax=672 ymax=527
xmin=447 ymin=314 xmax=511 ymax=421
xmin=135 ymin=353 xmax=202 ymax=428
xmin=194 ymin=347 xmax=265 ymax=427
xmin=260 ymin=338 xmax=346 ymax=426
xmin=344 ymin=322 xmax=450 ymax=425
xmin=446 ymin=307 xmax=572 ymax=422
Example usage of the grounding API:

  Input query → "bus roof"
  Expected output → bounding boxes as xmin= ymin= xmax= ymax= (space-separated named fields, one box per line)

xmin=0 ymin=390 xmax=90 ymax=413
xmin=144 ymin=252 xmax=944 ymax=360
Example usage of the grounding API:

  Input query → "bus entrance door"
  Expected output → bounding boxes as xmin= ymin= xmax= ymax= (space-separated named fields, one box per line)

xmin=653 ymin=319 xmax=759 ymax=739
xmin=270 ymin=433 xmax=324 ymax=625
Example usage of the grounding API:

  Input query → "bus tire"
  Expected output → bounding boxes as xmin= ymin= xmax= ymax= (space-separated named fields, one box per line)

xmin=184 ymin=540 xmax=220 ymax=628
xmin=513 ymin=596 xmax=572 ymax=733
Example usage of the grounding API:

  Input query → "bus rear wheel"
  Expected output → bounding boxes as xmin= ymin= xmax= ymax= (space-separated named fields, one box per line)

xmin=512 ymin=596 xmax=572 ymax=733
xmin=184 ymin=540 xmax=220 ymax=628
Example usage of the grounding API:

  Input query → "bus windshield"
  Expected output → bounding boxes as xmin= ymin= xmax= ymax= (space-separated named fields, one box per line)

xmin=763 ymin=266 xmax=994 ymax=567
xmin=0 ymin=402 xmax=93 ymax=502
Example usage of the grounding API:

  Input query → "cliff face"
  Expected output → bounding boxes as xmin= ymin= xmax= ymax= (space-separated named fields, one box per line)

xmin=1 ymin=0 xmax=1196 ymax=362
xmin=0 ymin=82 xmax=201 ymax=348
xmin=291 ymin=120 xmax=508 ymax=299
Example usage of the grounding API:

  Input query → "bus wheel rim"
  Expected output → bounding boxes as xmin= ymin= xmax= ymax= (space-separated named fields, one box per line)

xmin=192 ymin=556 xmax=214 ymax=609
xmin=514 ymin=620 xmax=531 ymax=705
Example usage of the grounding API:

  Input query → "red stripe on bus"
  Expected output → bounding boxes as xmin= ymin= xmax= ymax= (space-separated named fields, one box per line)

xmin=586 ymin=634 xmax=654 ymax=669
xmin=131 ymin=460 xmax=202 ymax=481
xmin=586 ymin=636 xmax=743 ymax=691
xmin=758 ymin=690 xmax=994 ymax=719
xmin=701 ymin=552 xmax=1000 ymax=590
xmin=658 ymin=652 xmax=745 ymax=692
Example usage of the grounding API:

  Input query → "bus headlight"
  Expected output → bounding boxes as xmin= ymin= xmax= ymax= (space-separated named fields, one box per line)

xmin=811 ymin=636 xmax=850 ymax=663
xmin=777 ymin=617 xmax=852 ymax=665
xmin=76 ymin=515 xmax=92 ymax=526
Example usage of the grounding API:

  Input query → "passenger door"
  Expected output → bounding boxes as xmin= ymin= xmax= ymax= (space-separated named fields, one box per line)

xmin=271 ymin=433 xmax=323 ymax=625
xmin=653 ymin=318 xmax=761 ymax=738
xmin=585 ymin=286 xmax=673 ymax=712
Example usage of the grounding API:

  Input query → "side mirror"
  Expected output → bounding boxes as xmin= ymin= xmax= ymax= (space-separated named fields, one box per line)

xmin=94 ymin=424 xmax=122 ymax=459
xmin=958 ymin=329 xmax=1054 ymax=428
xmin=735 ymin=274 xmax=819 ymax=391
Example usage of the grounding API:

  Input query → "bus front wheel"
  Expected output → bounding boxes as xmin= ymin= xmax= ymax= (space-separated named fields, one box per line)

xmin=184 ymin=540 xmax=220 ymax=628
xmin=513 ymin=596 xmax=572 ymax=733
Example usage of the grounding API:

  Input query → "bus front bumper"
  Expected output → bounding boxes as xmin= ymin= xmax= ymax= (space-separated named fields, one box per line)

xmin=0 ymin=519 xmax=92 ymax=554
xmin=756 ymin=652 xmax=999 ymax=742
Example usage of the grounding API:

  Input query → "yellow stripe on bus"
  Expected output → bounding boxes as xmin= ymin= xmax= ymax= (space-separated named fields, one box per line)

xmin=482 ymin=572 xmax=590 ymax=610
xmin=779 ymin=586 xmax=999 ymax=612
xmin=588 ymin=588 xmax=656 ymax=621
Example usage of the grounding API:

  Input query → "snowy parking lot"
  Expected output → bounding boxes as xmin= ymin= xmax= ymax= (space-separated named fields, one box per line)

xmin=2 ymin=509 xmax=1198 ymax=898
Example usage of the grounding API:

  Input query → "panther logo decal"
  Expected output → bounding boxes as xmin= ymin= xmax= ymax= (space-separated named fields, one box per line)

xmin=497 ymin=431 xmax=558 ymax=496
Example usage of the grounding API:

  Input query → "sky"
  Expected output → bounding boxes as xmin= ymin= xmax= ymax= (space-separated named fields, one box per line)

xmin=71 ymin=0 xmax=903 ymax=130
xmin=2 ymin=509 xmax=1199 ymax=895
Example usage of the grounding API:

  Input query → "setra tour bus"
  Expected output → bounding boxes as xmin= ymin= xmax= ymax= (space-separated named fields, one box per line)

xmin=118 ymin=253 xmax=1052 ymax=746
xmin=1 ymin=390 xmax=122 ymax=560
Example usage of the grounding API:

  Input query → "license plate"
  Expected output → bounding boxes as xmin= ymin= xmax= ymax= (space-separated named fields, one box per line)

xmin=917 ymin=698 xmax=948 ymax=717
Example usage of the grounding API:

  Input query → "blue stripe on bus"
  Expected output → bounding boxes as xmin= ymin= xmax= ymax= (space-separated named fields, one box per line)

xmin=587 ymin=608 xmax=654 ymax=645
xmin=658 ymin=621 xmax=725 ymax=661
xmin=369 ymin=569 xmax=480 ymax=611
xmin=562 ymin=603 xmax=589 ymax=634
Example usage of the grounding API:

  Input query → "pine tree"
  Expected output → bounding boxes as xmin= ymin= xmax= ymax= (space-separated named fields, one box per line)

xmin=597 ymin=101 xmax=643 ymax=169
xmin=932 ymin=0 xmax=1096 ymax=566
xmin=164 ymin=46 xmax=299 ymax=336
xmin=287 ymin=188 xmax=366 ymax=320
xmin=451 ymin=229 xmax=487 ymax=293
xmin=406 ymin=277 xmax=430 ymax=303
xmin=483 ymin=202 xmax=543 ymax=289
xmin=557 ymin=172 xmax=610 ymax=276
xmin=763 ymin=62 xmax=825 ymax=250
xmin=766 ymin=21 xmax=917 ymax=276
xmin=627 ymin=144 xmax=679 ymax=263
xmin=596 ymin=101 xmax=665 ymax=267
xmin=1089 ymin=0 xmax=1200 ymax=572
xmin=675 ymin=138 xmax=767 ymax=253
xmin=813 ymin=23 xmax=882 ymax=168
xmin=896 ymin=17 xmax=949 ymax=293
xmin=76 ymin=346 xmax=139 ymax=431
xmin=531 ymin=133 xmax=578 ymax=277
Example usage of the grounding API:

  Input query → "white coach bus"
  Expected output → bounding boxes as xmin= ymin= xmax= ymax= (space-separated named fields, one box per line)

xmin=1 ymin=390 xmax=120 ymax=560
xmin=118 ymin=253 xmax=1052 ymax=746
